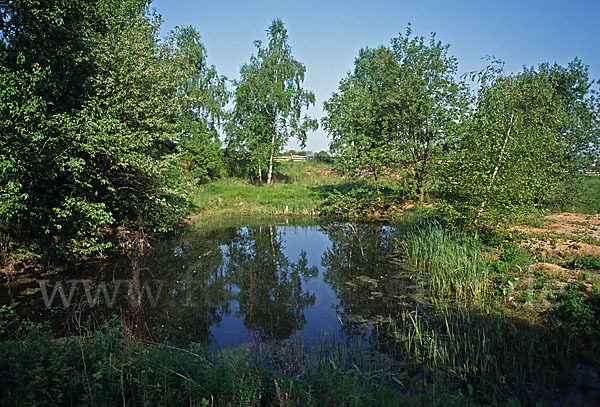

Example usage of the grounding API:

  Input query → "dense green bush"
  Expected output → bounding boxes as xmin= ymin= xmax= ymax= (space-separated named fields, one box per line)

xmin=0 ymin=1 xmax=228 ymax=258
xmin=549 ymin=282 xmax=600 ymax=340
xmin=319 ymin=183 xmax=406 ymax=218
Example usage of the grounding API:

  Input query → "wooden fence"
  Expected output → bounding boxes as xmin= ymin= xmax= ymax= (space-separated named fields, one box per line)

xmin=273 ymin=154 xmax=309 ymax=162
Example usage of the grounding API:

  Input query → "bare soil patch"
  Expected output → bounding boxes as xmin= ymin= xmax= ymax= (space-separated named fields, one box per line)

xmin=517 ymin=212 xmax=600 ymax=240
xmin=515 ymin=213 xmax=600 ymax=259
xmin=304 ymin=166 xmax=338 ymax=177
xmin=529 ymin=262 xmax=572 ymax=279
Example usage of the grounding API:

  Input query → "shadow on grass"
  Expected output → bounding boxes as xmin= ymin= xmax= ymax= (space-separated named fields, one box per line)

xmin=310 ymin=181 xmax=413 ymax=218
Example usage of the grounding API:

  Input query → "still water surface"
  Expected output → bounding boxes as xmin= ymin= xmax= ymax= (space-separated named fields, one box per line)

xmin=2 ymin=220 xmax=423 ymax=349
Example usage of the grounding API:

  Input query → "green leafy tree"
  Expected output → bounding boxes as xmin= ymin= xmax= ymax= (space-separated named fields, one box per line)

xmin=323 ymin=46 xmax=398 ymax=197
xmin=171 ymin=26 xmax=229 ymax=183
xmin=323 ymin=27 xmax=468 ymax=202
xmin=226 ymin=19 xmax=317 ymax=185
xmin=445 ymin=59 xmax=599 ymax=227
xmin=313 ymin=150 xmax=333 ymax=163
xmin=537 ymin=59 xmax=600 ymax=162
xmin=387 ymin=28 xmax=469 ymax=203
xmin=79 ymin=0 xmax=186 ymax=234
xmin=0 ymin=0 xmax=115 ymax=252
xmin=0 ymin=0 xmax=189 ymax=255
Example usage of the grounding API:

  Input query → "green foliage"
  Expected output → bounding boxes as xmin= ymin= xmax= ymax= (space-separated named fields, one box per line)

xmin=549 ymin=282 xmax=600 ymax=340
xmin=319 ymin=183 xmax=405 ymax=218
xmin=557 ymin=175 xmax=600 ymax=214
xmin=0 ymin=306 xmax=48 ymax=341
xmin=322 ymin=45 xmax=398 ymax=187
xmin=323 ymin=26 xmax=469 ymax=202
xmin=568 ymin=255 xmax=600 ymax=271
xmin=0 ymin=0 xmax=232 ymax=256
xmin=62 ymin=0 xmax=189 ymax=235
xmin=442 ymin=59 xmax=599 ymax=228
xmin=0 ymin=0 xmax=115 ymax=252
xmin=479 ymin=229 xmax=527 ymax=249
xmin=226 ymin=19 xmax=317 ymax=185
xmin=401 ymin=221 xmax=489 ymax=302
xmin=491 ymin=240 xmax=532 ymax=272
xmin=313 ymin=150 xmax=334 ymax=163
xmin=170 ymin=26 xmax=229 ymax=184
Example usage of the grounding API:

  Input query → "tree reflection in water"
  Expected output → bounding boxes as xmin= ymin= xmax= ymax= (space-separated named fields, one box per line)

xmin=227 ymin=225 xmax=318 ymax=341
xmin=123 ymin=228 xmax=235 ymax=346
xmin=320 ymin=223 xmax=411 ymax=340
xmin=3 ymin=221 xmax=413 ymax=348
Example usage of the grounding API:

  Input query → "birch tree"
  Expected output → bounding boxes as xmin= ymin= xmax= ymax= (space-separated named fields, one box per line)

xmin=227 ymin=19 xmax=317 ymax=185
xmin=171 ymin=26 xmax=229 ymax=183
xmin=446 ymin=59 xmax=599 ymax=227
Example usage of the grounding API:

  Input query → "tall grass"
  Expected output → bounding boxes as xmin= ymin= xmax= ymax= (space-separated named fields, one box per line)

xmin=378 ymin=305 xmax=571 ymax=405
xmin=402 ymin=221 xmax=489 ymax=303
xmin=394 ymin=220 xmax=577 ymax=404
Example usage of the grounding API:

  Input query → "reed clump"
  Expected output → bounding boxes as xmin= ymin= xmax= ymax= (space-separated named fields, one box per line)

xmin=402 ymin=221 xmax=489 ymax=303
xmin=378 ymin=305 xmax=572 ymax=405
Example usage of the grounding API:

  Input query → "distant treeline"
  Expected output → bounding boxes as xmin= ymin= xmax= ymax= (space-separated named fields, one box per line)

xmin=1 ymin=0 xmax=598 ymax=259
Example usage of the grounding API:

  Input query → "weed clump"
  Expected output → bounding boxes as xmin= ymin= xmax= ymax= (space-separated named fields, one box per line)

xmin=402 ymin=221 xmax=489 ymax=303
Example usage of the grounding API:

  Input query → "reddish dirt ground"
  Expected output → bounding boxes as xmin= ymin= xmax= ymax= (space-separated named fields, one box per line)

xmin=515 ymin=212 xmax=600 ymax=259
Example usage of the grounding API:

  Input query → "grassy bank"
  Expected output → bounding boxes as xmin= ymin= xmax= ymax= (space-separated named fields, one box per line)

xmin=190 ymin=161 xmax=341 ymax=218
xmin=190 ymin=160 xmax=413 ymax=221
xmin=191 ymin=162 xmax=600 ymax=222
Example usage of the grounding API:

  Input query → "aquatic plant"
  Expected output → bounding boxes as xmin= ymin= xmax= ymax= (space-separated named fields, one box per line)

xmin=377 ymin=305 xmax=572 ymax=405
xmin=401 ymin=221 xmax=490 ymax=303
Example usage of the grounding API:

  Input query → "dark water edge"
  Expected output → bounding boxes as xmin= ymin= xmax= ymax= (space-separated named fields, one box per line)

xmin=1 ymin=217 xmax=418 ymax=351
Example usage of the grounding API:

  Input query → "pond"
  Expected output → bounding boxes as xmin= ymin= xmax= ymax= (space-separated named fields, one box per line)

xmin=2 ymin=218 xmax=593 ymax=404
xmin=1 ymin=218 xmax=422 ymax=349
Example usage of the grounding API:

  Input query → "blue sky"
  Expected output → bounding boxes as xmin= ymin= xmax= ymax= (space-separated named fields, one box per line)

xmin=151 ymin=0 xmax=600 ymax=152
